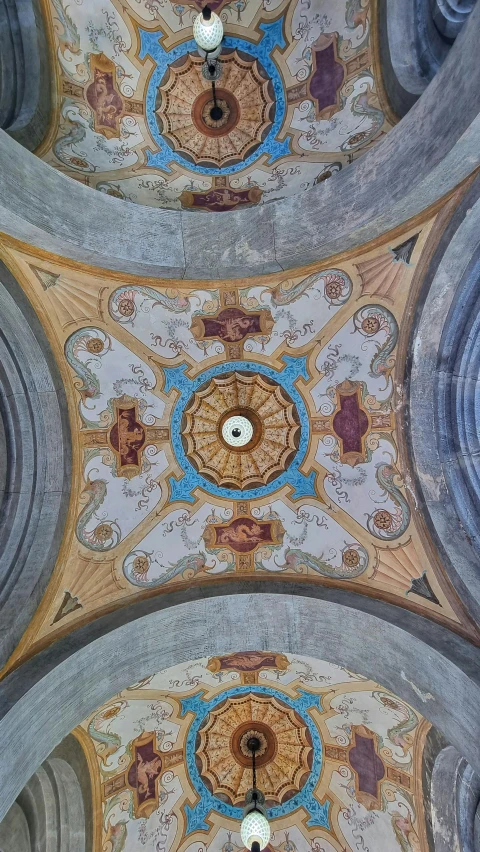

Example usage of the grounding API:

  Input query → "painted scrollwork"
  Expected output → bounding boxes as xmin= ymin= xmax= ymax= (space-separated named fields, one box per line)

xmin=353 ymin=305 xmax=399 ymax=381
xmin=366 ymin=463 xmax=411 ymax=540
xmin=76 ymin=476 xmax=122 ymax=550
xmin=65 ymin=327 xmax=112 ymax=403
xmin=109 ymin=285 xmax=191 ymax=324
xmin=123 ymin=550 xmax=213 ymax=587
xmin=273 ymin=543 xmax=368 ymax=578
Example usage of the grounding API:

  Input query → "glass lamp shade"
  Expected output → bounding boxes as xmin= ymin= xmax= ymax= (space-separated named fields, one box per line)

xmin=222 ymin=415 xmax=254 ymax=447
xmin=240 ymin=811 xmax=271 ymax=851
xmin=193 ymin=10 xmax=224 ymax=50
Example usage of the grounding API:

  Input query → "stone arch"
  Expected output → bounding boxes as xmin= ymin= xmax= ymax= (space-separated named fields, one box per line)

xmin=0 ymin=260 xmax=71 ymax=667
xmin=0 ymin=0 xmax=52 ymax=150
xmin=0 ymin=734 xmax=92 ymax=852
xmin=0 ymin=591 xmax=478 ymax=823
xmin=409 ymin=173 xmax=480 ymax=623
xmin=376 ymin=0 xmax=478 ymax=119
xmin=430 ymin=744 xmax=480 ymax=852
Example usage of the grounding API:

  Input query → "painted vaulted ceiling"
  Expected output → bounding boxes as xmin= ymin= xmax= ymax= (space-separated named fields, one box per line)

xmin=78 ymin=651 xmax=431 ymax=852
xmin=1 ymin=198 xmax=479 ymax=675
xmin=35 ymin=0 xmax=395 ymax=211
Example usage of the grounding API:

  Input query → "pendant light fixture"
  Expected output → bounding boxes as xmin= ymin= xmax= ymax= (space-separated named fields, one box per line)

xmin=240 ymin=737 xmax=271 ymax=852
xmin=193 ymin=5 xmax=224 ymax=53
xmin=192 ymin=5 xmax=225 ymax=120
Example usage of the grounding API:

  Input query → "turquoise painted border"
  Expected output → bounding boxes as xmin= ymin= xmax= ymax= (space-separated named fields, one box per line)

xmin=180 ymin=684 xmax=330 ymax=833
xmin=139 ymin=19 xmax=291 ymax=176
xmin=164 ymin=355 xmax=317 ymax=502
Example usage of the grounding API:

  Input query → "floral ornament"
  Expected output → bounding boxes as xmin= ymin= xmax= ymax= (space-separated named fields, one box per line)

xmin=322 ymin=270 xmax=353 ymax=306
xmin=96 ymin=181 xmax=128 ymax=200
xmin=372 ymin=510 xmax=393 ymax=530
xmin=97 ymin=702 xmax=125 ymax=723
xmin=353 ymin=304 xmax=399 ymax=380
xmin=132 ymin=553 xmax=151 ymax=580
xmin=342 ymin=547 xmax=361 ymax=568
xmin=109 ymin=285 xmax=191 ymax=325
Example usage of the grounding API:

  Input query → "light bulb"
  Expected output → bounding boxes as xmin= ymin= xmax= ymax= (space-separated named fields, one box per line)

xmin=222 ymin=415 xmax=253 ymax=447
xmin=193 ymin=8 xmax=224 ymax=51
xmin=240 ymin=810 xmax=271 ymax=851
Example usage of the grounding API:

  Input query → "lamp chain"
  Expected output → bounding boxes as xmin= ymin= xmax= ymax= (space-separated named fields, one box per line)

xmin=252 ymin=746 xmax=257 ymax=793
xmin=211 ymin=79 xmax=218 ymax=109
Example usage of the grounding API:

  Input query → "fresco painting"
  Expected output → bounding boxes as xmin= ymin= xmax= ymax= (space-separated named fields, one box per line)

xmin=41 ymin=0 xmax=394 ymax=209
xmin=81 ymin=653 xmax=429 ymax=852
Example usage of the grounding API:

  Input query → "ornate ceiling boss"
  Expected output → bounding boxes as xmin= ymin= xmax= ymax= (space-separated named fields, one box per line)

xmin=181 ymin=371 xmax=300 ymax=490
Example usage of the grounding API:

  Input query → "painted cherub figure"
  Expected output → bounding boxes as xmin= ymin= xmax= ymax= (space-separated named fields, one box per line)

xmin=136 ymin=753 xmax=162 ymax=795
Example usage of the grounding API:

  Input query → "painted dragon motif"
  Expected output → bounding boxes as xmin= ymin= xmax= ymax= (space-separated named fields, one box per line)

xmin=271 ymin=269 xmax=352 ymax=308
xmin=274 ymin=546 xmax=367 ymax=578
xmin=341 ymin=85 xmax=384 ymax=151
xmin=374 ymin=691 xmax=418 ymax=758
xmin=104 ymin=819 xmax=128 ymax=852
xmin=367 ymin=462 xmax=410 ymax=540
xmin=345 ymin=0 xmax=369 ymax=33
xmin=54 ymin=119 xmax=95 ymax=172
xmin=270 ymin=269 xmax=351 ymax=307
xmin=88 ymin=712 xmax=122 ymax=765
xmin=270 ymin=272 xmax=322 ymax=307
xmin=353 ymin=304 xmax=399 ymax=379
xmin=152 ymin=552 xmax=211 ymax=584
xmin=65 ymin=328 xmax=109 ymax=402
xmin=387 ymin=704 xmax=419 ymax=749
xmin=390 ymin=791 xmax=420 ymax=852
xmin=51 ymin=0 xmax=81 ymax=55
xmin=76 ymin=476 xmax=121 ymax=551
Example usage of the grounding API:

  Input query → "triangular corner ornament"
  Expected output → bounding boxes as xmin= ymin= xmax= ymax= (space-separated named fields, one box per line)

xmin=30 ymin=265 xmax=60 ymax=291
xmin=391 ymin=234 xmax=419 ymax=265
xmin=407 ymin=572 xmax=440 ymax=605
xmin=51 ymin=590 xmax=83 ymax=624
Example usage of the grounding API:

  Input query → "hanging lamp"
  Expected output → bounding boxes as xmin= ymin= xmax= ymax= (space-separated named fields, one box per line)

xmin=240 ymin=737 xmax=271 ymax=852
xmin=192 ymin=4 xmax=225 ymax=118
xmin=193 ymin=5 xmax=224 ymax=53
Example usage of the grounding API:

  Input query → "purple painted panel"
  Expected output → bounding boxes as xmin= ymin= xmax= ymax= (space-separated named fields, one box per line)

xmin=309 ymin=42 xmax=345 ymax=115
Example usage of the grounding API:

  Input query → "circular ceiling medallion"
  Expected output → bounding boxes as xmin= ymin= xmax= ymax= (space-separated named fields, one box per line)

xmin=181 ymin=371 xmax=300 ymax=490
xmin=156 ymin=50 xmax=274 ymax=168
xmin=196 ymin=692 xmax=313 ymax=806
xmin=222 ymin=414 xmax=254 ymax=447
xmin=192 ymin=88 xmax=239 ymax=137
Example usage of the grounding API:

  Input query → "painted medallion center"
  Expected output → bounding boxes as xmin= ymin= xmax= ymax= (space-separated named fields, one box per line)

xmin=196 ymin=692 xmax=313 ymax=806
xmin=181 ymin=371 xmax=300 ymax=490
xmin=222 ymin=414 xmax=254 ymax=447
xmin=156 ymin=51 xmax=275 ymax=168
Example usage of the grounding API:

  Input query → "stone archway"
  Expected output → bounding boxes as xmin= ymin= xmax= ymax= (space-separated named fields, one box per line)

xmin=409 ymin=176 xmax=480 ymax=623
xmin=0 ymin=734 xmax=91 ymax=852
xmin=0 ymin=261 xmax=71 ymax=667
xmin=0 ymin=591 xmax=478 ymax=823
